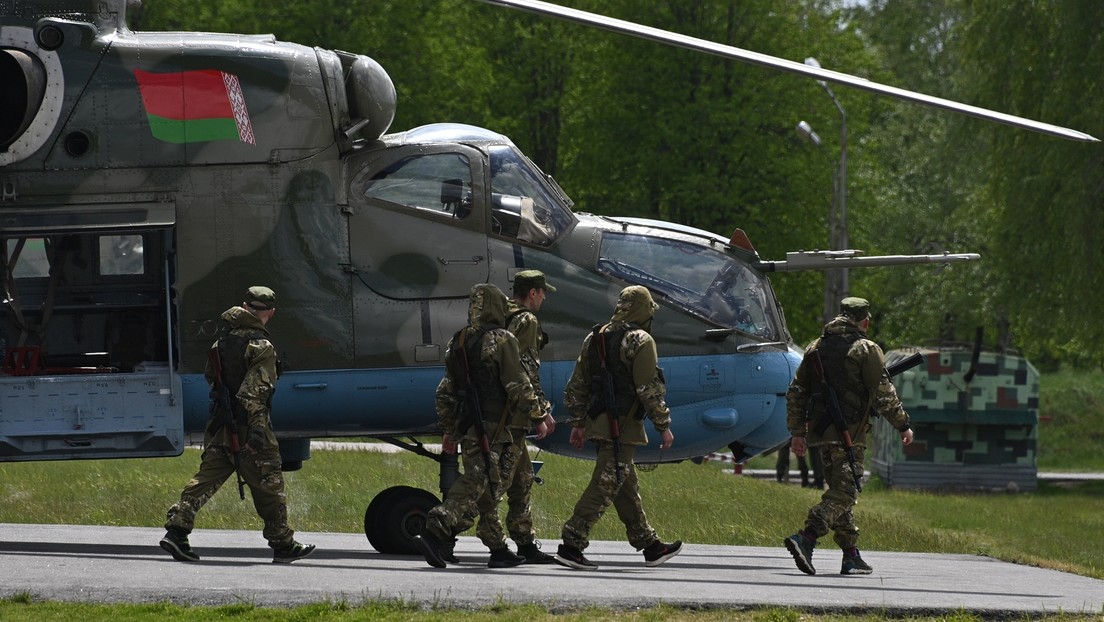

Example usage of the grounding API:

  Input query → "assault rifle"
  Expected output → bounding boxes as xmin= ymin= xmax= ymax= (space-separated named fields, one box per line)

xmin=592 ymin=328 xmax=622 ymax=484
xmin=808 ymin=350 xmax=926 ymax=492
xmin=455 ymin=328 xmax=497 ymax=500
xmin=807 ymin=349 xmax=864 ymax=492
xmin=208 ymin=345 xmax=246 ymax=500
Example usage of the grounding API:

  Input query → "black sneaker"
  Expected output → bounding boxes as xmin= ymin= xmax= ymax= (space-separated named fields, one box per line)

xmin=487 ymin=547 xmax=526 ymax=568
xmin=841 ymin=553 xmax=873 ymax=575
xmin=159 ymin=529 xmax=199 ymax=562
xmin=440 ymin=537 xmax=460 ymax=564
xmin=784 ymin=532 xmax=816 ymax=575
xmin=642 ymin=539 xmax=683 ymax=567
xmin=555 ymin=544 xmax=598 ymax=570
xmin=273 ymin=540 xmax=316 ymax=564
xmin=517 ymin=541 xmax=556 ymax=564
xmin=414 ymin=529 xmax=447 ymax=568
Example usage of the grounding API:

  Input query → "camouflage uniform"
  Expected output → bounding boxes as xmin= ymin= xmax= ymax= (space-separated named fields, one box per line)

xmin=785 ymin=298 xmax=910 ymax=552
xmin=560 ymin=286 xmax=672 ymax=552
xmin=452 ymin=299 xmax=552 ymax=548
xmin=424 ymin=284 xmax=543 ymax=552
xmin=164 ymin=298 xmax=297 ymax=551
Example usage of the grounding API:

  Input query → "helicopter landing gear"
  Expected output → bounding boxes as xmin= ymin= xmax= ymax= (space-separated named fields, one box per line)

xmin=363 ymin=485 xmax=439 ymax=555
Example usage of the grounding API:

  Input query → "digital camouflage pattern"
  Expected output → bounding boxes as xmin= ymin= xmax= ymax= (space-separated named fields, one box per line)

xmin=166 ymin=304 xmax=295 ymax=549
xmin=872 ymin=347 xmax=1039 ymax=491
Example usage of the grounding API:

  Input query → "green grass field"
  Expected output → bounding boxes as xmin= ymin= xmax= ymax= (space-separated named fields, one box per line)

xmin=1 ymin=368 xmax=1102 ymax=620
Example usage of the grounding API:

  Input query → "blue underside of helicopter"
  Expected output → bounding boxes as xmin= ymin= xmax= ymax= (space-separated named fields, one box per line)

xmin=180 ymin=348 xmax=798 ymax=465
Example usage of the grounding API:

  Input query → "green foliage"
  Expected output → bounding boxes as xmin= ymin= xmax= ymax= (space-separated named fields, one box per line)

xmin=131 ymin=0 xmax=1102 ymax=361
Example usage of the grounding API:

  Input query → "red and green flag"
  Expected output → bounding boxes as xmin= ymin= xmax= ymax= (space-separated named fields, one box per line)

xmin=134 ymin=69 xmax=256 ymax=145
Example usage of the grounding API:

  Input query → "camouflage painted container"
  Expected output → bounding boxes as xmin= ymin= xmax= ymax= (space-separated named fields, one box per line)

xmin=871 ymin=347 xmax=1039 ymax=491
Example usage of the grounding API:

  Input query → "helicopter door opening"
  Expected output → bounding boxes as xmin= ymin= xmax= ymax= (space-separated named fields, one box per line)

xmin=0 ymin=211 xmax=183 ymax=462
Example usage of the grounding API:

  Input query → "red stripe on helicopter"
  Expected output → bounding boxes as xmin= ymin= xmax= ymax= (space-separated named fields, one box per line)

xmin=134 ymin=69 xmax=255 ymax=145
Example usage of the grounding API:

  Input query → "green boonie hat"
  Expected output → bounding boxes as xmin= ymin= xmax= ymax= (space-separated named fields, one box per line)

xmin=514 ymin=269 xmax=556 ymax=292
xmin=840 ymin=296 xmax=870 ymax=321
xmin=246 ymin=286 xmax=276 ymax=310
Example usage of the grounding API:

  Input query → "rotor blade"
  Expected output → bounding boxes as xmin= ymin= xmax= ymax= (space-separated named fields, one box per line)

xmin=475 ymin=0 xmax=1099 ymax=143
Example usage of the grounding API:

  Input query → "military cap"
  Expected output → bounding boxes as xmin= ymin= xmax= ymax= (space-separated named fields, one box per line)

xmin=514 ymin=269 xmax=556 ymax=292
xmin=840 ymin=296 xmax=870 ymax=321
xmin=245 ymin=286 xmax=276 ymax=310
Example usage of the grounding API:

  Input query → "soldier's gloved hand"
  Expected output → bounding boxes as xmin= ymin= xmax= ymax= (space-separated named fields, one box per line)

xmin=244 ymin=427 xmax=266 ymax=454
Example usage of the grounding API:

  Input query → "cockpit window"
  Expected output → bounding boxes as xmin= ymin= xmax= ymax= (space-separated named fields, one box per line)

xmin=488 ymin=145 xmax=573 ymax=246
xmin=359 ymin=153 xmax=474 ymax=220
xmin=597 ymin=232 xmax=782 ymax=340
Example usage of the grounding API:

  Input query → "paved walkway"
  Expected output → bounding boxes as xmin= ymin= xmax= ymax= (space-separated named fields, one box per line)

xmin=1 ymin=523 xmax=1101 ymax=616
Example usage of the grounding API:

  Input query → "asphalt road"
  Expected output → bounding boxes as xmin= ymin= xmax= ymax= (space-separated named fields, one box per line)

xmin=1 ymin=523 xmax=1101 ymax=616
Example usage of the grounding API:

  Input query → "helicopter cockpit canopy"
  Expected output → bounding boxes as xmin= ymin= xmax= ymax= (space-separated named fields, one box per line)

xmin=597 ymin=231 xmax=783 ymax=340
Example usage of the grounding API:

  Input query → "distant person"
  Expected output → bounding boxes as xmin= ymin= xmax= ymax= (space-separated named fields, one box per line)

xmin=414 ymin=283 xmax=551 ymax=569
xmin=442 ymin=271 xmax=559 ymax=565
xmin=775 ymin=438 xmax=824 ymax=488
xmin=783 ymin=297 xmax=913 ymax=576
xmin=160 ymin=286 xmax=315 ymax=563
xmin=555 ymin=286 xmax=682 ymax=570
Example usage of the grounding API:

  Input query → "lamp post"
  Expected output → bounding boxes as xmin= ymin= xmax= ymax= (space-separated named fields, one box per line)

xmin=804 ymin=56 xmax=848 ymax=322
xmin=796 ymin=119 xmax=839 ymax=325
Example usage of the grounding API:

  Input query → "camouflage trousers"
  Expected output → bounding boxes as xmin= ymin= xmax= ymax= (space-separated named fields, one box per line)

xmin=561 ymin=442 xmax=657 ymax=551
xmin=803 ymin=445 xmax=865 ymax=549
xmin=425 ymin=436 xmax=523 ymax=550
xmin=451 ymin=431 xmax=539 ymax=547
xmin=164 ymin=442 xmax=294 ymax=549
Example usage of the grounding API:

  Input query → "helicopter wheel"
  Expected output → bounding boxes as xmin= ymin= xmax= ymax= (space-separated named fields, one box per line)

xmin=363 ymin=485 xmax=440 ymax=555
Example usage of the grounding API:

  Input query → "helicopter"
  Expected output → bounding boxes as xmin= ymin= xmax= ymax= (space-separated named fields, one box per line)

xmin=0 ymin=0 xmax=1091 ymax=554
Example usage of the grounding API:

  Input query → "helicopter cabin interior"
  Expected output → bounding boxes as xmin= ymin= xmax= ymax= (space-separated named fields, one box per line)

xmin=0 ymin=218 xmax=184 ymax=461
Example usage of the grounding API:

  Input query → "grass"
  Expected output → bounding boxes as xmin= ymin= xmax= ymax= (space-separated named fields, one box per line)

xmin=1 ymin=444 xmax=1101 ymax=580
xmin=1 ymin=368 xmax=1103 ymax=620
xmin=4 ymin=597 xmax=1094 ymax=622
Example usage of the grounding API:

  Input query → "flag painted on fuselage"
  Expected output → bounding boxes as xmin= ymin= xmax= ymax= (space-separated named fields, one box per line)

xmin=134 ymin=69 xmax=256 ymax=145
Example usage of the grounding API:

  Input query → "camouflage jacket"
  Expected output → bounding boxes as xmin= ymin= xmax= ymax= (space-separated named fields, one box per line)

xmin=506 ymin=301 xmax=551 ymax=428
xmin=203 ymin=306 xmax=278 ymax=446
xmin=786 ymin=316 xmax=910 ymax=447
xmin=435 ymin=284 xmax=542 ymax=444
xmin=564 ymin=288 xmax=671 ymax=445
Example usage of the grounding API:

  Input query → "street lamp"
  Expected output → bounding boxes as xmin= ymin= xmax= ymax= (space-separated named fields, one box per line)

xmin=796 ymin=119 xmax=840 ymax=325
xmin=804 ymin=56 xmax=848 ymax=321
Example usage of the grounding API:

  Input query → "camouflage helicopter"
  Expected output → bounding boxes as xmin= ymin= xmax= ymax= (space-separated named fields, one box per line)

xmin=0 ymin=0 xmax=1093 ymax=554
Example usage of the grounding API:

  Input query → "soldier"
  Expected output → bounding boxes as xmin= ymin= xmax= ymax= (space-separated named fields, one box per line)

xmin=414 ymin=283 xmax=551 ymax=569
xmin=441 ymin=270 xmax=559 ymax=565
xmin=783 ymin=296 xmax=913 ymax=576
xmin=555 ymin=285 xmax=682 ymax=570
xmin=160 ymin=286 xmax=315 ymax=564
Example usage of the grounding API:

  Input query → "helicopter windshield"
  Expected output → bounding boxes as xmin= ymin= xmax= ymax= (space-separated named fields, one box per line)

xmin=597 ymin=232 xmax=782 ymax=340
xmin=488 ymin=145 xmax=573 ymax=245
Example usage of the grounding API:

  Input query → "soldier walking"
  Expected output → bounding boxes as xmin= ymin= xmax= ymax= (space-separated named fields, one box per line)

xmin=555 ymin=286 xmax=682 ymax=570
xmin=783 ymin=297 xmax=913 ymax=575
xmin=160 ymin=286 xmax=315 ymax=563
xmin=414 ymin=283 xmax=551 ymax=568
xmin=442 ymin=270 xmax=559 ymax=565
